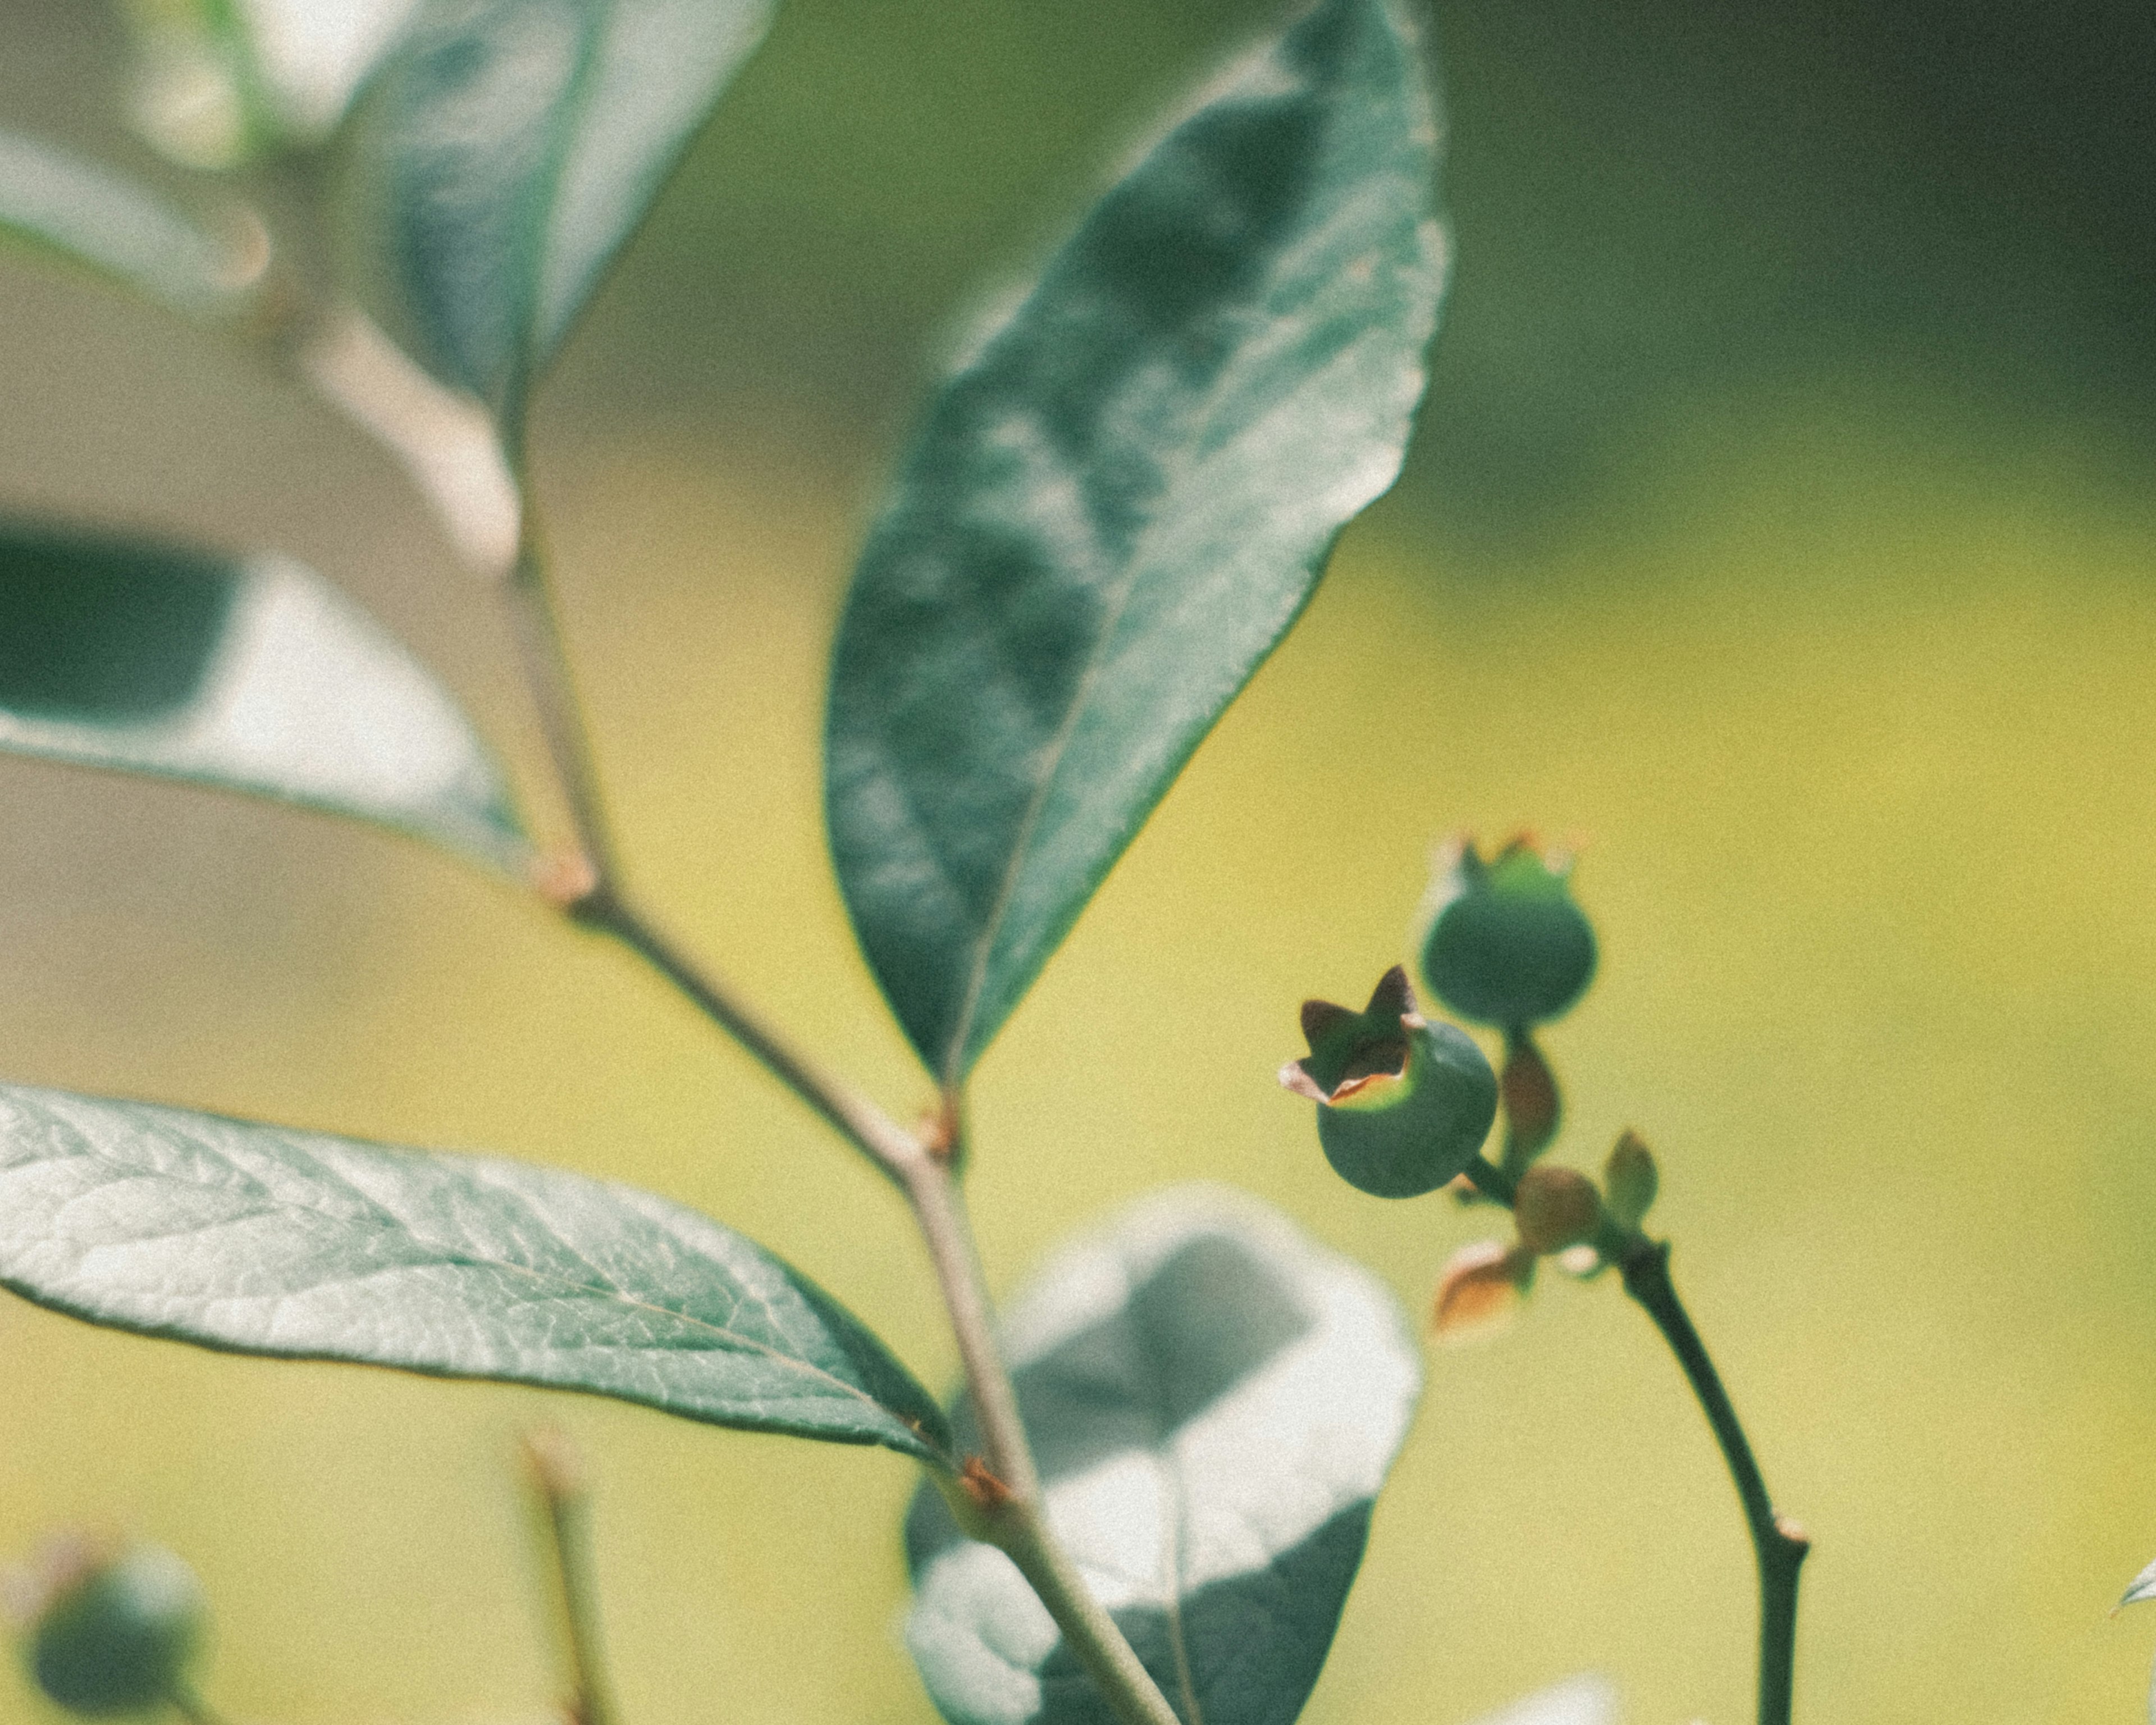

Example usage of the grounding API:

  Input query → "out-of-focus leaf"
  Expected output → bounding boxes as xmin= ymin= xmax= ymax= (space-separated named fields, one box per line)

xmin=0 ymin=523 xmax=527 ymax=871
xmin=2121 ymin=1557 xmax=2156 ymax=1612
xmin=235 ymin=0 xmax=423 ymax=136
xmin=826 ymin=0 xmax=1446 ymax=1084
xmin=1463 ymin=1677 xmax=1619 ymax=1725
xmin=904 ymin=1186 xmax=1419 ymax=1725
xmin=0 ymin=1084 xmax=951 ymax=1463
xmin=358 ymin=0 xmax=773 ymax=434
xmin=117 ymin=0 xmax=267 ymax=168
xmin=0 ymin=131 xmax=252 ymax=316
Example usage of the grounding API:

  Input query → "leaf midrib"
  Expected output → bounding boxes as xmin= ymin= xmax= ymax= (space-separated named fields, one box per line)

xmin=10 ymin=1112 xmax=908 ymax=1426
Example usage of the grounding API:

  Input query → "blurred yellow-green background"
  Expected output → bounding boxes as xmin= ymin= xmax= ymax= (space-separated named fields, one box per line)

xmin=3 ymin=2 xmax=2156 ymax=1723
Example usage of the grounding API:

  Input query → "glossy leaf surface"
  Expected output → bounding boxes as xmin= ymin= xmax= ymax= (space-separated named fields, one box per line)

xmin=905 ymin=1186 xmax=1419 ymax=1725
xmin=0 ymin=132 xmax=249 ymax=316
xmin=361 ymin=0 xmax=772 ymax=431
xmin=828 ymin=0 xmax=1446 ymax=1083
xmin=0 ymin=524 xmax=527 ymax=870
xmin=0 ymin=1084 xmax=950 ymax=1463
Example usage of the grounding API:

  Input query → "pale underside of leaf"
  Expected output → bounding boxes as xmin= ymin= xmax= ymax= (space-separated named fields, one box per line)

xmin=2122 ymin=1555 xmax=2156 ymax=1612
xmin=0 ymin=131 xmax=251 ymax=316
xmin=1462 ymin=1677 xmax=1619 ymax=1725
xmin=234 ymin=0 xmax=422 ymax=136
xmin=827 ymin=0 xmax=1446 ymax=1084
xmin=0 ymin=1084 xmax=951 ymax=1463
xmin=0 ymin=524 xmax=529 ymax=871
xmin=366 ymin=0 xmax=771 ymax=431
xmin=904 ymin=1185 xmax=1420 ymax=1725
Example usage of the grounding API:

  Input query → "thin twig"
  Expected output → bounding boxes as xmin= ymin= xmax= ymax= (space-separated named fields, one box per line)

xmin=901 ymin=1154 xmax=1039 ymax=1502
xmin=291 ymin=291 xmax=1180 ymax=1725
xmin=1617 ymin=1242 xmax=1808 ymax=1725
xmin=588 ymin=900 xmax=1180 ymax=1725
xmin=524 ymin=1429 xmax=619 ymax=1725
xmin=574 ymin=888 xmax=920 ymax=1185
xmin=993 ymin=1504 xmax=1183 ymax=1725
xmin=1465 ymin=1153 xmax=1808 ymax=1725
xmin=504 ymin=534 xmax=621 ymax=888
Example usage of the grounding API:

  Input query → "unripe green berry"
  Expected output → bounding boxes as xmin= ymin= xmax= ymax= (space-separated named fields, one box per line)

xmin=1419 ymin=837 xmax=1597 ymax=1029
xmin=16 ymin=1540 xmax=204 ymax=1717
xmin=1513 ymin=1164 xmax=1602 ymax=1256
xmin=1283 ymin=967 xmax=1498 ymax=1199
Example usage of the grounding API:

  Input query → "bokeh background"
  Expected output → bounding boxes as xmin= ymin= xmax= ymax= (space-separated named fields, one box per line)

xmin=2 ymin=2 xmax=2155 ymax=1722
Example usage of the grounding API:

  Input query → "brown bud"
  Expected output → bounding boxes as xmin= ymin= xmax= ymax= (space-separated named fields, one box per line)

xmin=521 ymin=1426 xmax=587 ymax=1503
xmin=1500 ymin=1033 xmax=1559 ymax=1163
xmin=532 ymin=850 xmax=601 ymax=913
xmin=958 ymin=1456 xmax=1012 ymax=1513
xmin=1513 ymin=1164 xmax=1602 ymax=1255
xmin=1431 ymin=1240 xmax=1533 ymax=1343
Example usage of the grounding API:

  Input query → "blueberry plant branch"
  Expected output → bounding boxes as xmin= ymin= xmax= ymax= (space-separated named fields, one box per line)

xmin=250 ymin=194 xmax=1185 ymax=1725
xmin=0 ymin=7 xmax=1455 ymax=1722
xmin=1294 ymin=841 xmax=1810 ymax=1725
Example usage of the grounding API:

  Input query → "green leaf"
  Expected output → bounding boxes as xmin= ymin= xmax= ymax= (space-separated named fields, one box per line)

xmin=358 ymin=0 xmax=774 ymax=433
xmin=826 ymin=0 xmax=1446 ymax=1085
xmin=0 ymin=523 xmax=527 ymax=871
xmin=224 ymin=0 xmax=424 ymax=139
xmin=903 ymin=1186 xmax=1420 ymax=1725
xmin=1464 ymin=1679 xmax=1618 ymax=1725
xmin=0 ymin=1083 xmax=951 ymax=1463
xmin=0 ymin=132 xmax=252 ymax=317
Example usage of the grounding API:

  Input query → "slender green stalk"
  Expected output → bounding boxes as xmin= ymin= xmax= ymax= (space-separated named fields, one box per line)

xmin=993 ymin=1505 xmax=1182 ymax=1725
xmin=504 ymin=532 xmax=620 ymax=888
xmin=1617 ymin=1242 xmax=1808 ymax=1725
xmin=524 ymin=1429 xmax=619 ymax=1725
xmin=574 ymin=889 xmax=917 ymax=1189
xmin=1465 ymin=1153 xmax=1808 ymax=1725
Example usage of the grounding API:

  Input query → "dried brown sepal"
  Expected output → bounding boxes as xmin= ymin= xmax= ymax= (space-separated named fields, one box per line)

xmin=1432 ymin=1240 xmax=1533 ymax=1343
xmin=1513 ymin=1164 xmax=1603 ymax=1255
xmin=1285 ymin=966 xmax=1419 ymax=1099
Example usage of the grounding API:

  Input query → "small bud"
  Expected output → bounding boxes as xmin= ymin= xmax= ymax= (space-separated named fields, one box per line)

xmin=1431 ymin=1240 xmax=1533 ymax=1343
xmin=1282 ymin=968 xmax=1497 ymax=1198
xmin=1499 ymin=1032 xmax=1560 ymax=1166
xmin=532 ymin=850 xmax=602 ymax=914
xmin=1513 ymin=1164 xmax=1602 ymax=1256
xmin=1604 ymin=1130 xmax=1660 ymax=1229
xmin=9 ymin=1536 xmax=204 ymax=1717
xmin=1418 ymin=836 xmax=1597 ymax=1030
xmin=1553 ymin=1243 xmax=1604 ymax=1278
